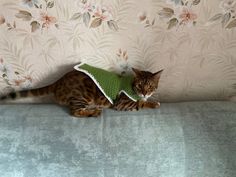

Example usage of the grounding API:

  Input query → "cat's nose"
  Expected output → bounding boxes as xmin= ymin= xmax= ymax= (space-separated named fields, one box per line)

xmin=143 ymin=92 xmax=147 ymax=97
xmin=140 ymin=94 xmax=144 ymax=98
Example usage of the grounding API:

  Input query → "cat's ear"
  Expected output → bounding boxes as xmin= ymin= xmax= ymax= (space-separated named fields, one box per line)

xmin=153 ymin=69 xmax=163 ymax=81
xmin=132 ymin=68 xmax=142 ymax=76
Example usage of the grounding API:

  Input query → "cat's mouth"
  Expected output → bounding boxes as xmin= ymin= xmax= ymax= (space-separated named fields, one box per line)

xmin=139 ymin=94 xmax=152 ymax=101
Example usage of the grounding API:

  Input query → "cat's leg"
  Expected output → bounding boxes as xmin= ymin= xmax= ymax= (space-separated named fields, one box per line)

xmin=113 ymin=93 xmax=160 ymax=111
xmin=137 ymin=100 xmax=160 ymax=110
xmin=113 ymin=98 xmax=137 ymax=111
xmin=69 ymin=97 xmax=102 ymax=117
xmin=70 ymin=108 xmax=102 ymax=117
xmin=113 ymin=99 xmax=160 ymax=111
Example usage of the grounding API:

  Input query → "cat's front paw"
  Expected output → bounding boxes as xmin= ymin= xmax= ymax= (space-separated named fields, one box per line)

xmin=149 ymin=101 xmax=160 ymax=108
xmin=140 ymin=101 xmax=160 ymax=109
xmin=155 ymin=101 xmax=160 ymax=108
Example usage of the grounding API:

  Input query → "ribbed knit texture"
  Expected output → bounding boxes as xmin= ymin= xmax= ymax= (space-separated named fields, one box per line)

xmin=74 ymin=64 xmax=140 ymax=103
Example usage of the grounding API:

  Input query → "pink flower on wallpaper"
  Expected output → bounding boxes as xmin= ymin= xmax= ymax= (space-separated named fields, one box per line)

xmin=220 ymin=0 xmax=236 ymax=17
xmin=0 ymin=58 xmax=33 ymax=88
xmin=22 ymin=0 xmax=38 ymax=7
xmin=77 ymin=1 xmax=93 ymax=13
xmin=0 ymin=58 xmax=5 ymax=72
xmin=12 ymin=76 xmax=32 ymax=87
xmin=220 ymin=0 xmax=236 ymax=12
xmin=71 ymin=1 xmax=118 ymax=30
xmin=40 ymin=12 xmax=57 ymax=28
xmin=179 ymin=7 xmax=197 ymax=25
xmin=0 ymin=15 xmax=5 ymax=25
xmin=93 ymin=5 xmax=113 ymax=22
xmin=138 ymin=12 xmax=147 ymax=22
xmin=8 ymin=74 xmax=32 ymax=88
xmin=113 ymin=49 xmax=130 ymax=75
xmin=0 ymin=58 xmax=12 ymax=74
xmin=0 ymin=58 xmax=4 ymax=71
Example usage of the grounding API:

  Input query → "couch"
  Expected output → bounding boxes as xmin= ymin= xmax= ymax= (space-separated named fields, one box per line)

xmin=0 ymin=0 xmax=236 ymax=176
xmin=0 ymin=102 xmax=235 ymax=177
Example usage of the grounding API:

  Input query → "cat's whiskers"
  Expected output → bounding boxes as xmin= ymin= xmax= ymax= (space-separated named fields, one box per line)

xmin=140 ymin=94 xmax=152 ymax=101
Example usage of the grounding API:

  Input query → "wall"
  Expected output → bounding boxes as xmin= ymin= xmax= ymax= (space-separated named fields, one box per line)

xmin=0 ymin=0 xmax=236 ymax=102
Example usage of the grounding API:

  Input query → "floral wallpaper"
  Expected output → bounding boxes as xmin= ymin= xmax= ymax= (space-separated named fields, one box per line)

xmin=0 ymin=0 xmax=236 ymax=102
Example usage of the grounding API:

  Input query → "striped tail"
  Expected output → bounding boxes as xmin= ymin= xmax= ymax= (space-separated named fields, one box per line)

xmin=0 ymin=85 xmax=55 ymax=101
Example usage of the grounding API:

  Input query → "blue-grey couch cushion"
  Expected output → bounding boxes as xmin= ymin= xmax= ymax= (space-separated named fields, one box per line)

xmin=0 ymin=102 xmax=235 ymax=177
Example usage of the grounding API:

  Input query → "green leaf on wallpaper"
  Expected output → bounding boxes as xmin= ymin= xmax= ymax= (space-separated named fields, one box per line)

xmin=47 ymin=1 xmax=54 ymax=8
xmin=6 ymin=23 xmax=11 ymax=28
xmin=221 ymin=13 xmax=231 ymax=27
xmin=152 ymin=19 xmax=155 ymax=25
xmin=192 ymin=0 xmax=200 ymax=5
xmin=34 ymin=3 xmax=39 ymax=8
xmin=70 ymin=13 xmax=82 ymax=20
xmin=158 ymin=8 xmax=174 ymax=18
xmin=2 ymin=73 xmax=7 ymax=78
xmin=167 ymin=18 xmax=178 ymax=29
xmin=15 ymin=10 xmax=32 ymax=21
xmin=107 ymin=20 xmax=119 ymax=31
xmin=30 ymin=21 xmax=40 ymax=32
xmin=14 ymin=71 xmax=19 ymax=75
xmin=83 ymin=12 xmax=90 ymax=27
xmin=226 ymin=19 xmax=236 ymax=29
xmin=55 ymin=24 xmax=59 ymax=29
xmin=90 ymin=18 xmax=102 ymax=28
xmin=209 ymin=13 xmax=223 ymax=22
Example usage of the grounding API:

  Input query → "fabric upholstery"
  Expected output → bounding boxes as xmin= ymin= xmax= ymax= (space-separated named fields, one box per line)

xmin=0 ymin=0 xmax=236 ymax=102
xmin=0 ymin=102 xmax=235 ymax=177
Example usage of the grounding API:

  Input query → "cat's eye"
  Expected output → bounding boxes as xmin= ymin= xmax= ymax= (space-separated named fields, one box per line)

xmin=137 ymin=83 xmax=142 ymax=89
xmin=149 ymin=85 xmax=156 ymax=90
xmin=149 ymin=86 xmax=154 ymax=89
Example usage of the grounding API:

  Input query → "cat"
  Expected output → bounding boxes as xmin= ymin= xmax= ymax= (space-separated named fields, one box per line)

xmin=0 ymin=66 xmax=163 ymax=117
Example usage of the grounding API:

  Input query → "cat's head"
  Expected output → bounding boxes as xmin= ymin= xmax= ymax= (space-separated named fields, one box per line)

xmin=132 ymin=68 xmax=163 ymax=101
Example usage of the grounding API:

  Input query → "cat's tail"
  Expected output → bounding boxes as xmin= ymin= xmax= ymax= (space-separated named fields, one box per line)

xmin=0 ymin=84 xmax=56 ymax=101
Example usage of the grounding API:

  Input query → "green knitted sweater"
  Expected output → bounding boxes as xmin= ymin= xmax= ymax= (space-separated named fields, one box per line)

xmin=74 ymin=63 xmax=140 ymax=104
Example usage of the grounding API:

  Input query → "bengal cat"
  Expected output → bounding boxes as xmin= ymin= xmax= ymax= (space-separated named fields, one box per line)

xmin=0 ymin=67 xmax=163 ymax=117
